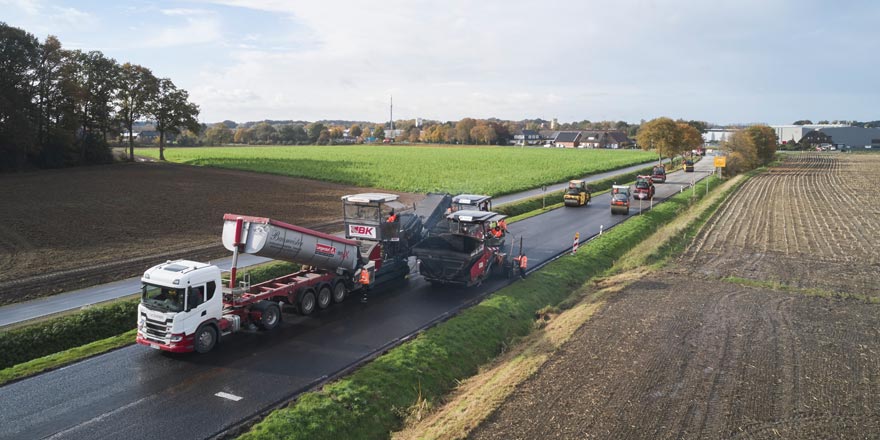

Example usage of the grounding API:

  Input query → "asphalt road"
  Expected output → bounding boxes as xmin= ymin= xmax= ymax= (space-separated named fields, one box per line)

xmin=0 ymin=159 xmax=715 ymax=440
xmin=0 ymin=158 xmax=666 ymax=328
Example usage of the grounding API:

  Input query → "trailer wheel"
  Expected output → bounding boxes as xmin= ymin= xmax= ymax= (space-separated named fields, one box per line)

xmin=331 ymin=282 xmax=347 ymax=303
xmin=259 ymin=303 xmax=281 ymax=331
xmin=317 ymin=286 xmax=332 ymax=309
xmin=298 ymin=290 xmax=316 ymax=316
xmin=194 ymin=325 xmax=217 ymax=354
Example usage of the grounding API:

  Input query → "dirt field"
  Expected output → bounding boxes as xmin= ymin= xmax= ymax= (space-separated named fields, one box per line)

xmin=470 ymin=153 xmax=880 ymax=439
xmin=0 ymin=161 xmax=419 ymax=305
xmin=688 ymin=153 xmax=880 ymax=298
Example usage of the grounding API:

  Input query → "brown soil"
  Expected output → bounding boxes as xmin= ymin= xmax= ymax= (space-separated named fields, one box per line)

xmin=0 ymin=161 xmax=420 ymax=305
xmin=470 ymin=153 xmax=880 ymax=439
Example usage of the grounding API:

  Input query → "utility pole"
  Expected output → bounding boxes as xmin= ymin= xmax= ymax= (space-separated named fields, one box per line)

xmin=390 ymin=95 xmax=393 ymax=131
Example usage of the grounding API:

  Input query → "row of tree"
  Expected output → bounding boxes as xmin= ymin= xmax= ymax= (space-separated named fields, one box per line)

xmin=0 ymin=22 xmax=199 ymax=171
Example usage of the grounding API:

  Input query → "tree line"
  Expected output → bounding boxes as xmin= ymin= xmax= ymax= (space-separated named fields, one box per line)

xmin=0 ymin=22 xmax=199 ymax=171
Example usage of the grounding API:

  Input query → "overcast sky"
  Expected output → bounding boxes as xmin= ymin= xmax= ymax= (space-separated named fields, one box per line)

xmin=3 ymin=0 xmax=878 ymax=125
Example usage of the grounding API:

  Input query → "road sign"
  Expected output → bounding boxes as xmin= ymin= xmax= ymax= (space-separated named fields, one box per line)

xmin=714 ymin=156 xmax=727 ymax=168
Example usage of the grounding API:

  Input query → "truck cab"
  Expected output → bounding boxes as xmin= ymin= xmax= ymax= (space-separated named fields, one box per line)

xmin=451 ymin=194 xmax=492 ymax=212
xmin=651 ymin=165 xmax=666 ymax=183
xmin=137 ymin=260 xmax=224 ymax=353
xmin=633 ymin=175 xmax=655 ymax=200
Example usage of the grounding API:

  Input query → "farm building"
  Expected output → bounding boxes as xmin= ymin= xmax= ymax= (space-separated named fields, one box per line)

xmin=512 ymin=129 xmax=541 ymax=145
xmin=800 ymin=126 xmax=880 ymax=149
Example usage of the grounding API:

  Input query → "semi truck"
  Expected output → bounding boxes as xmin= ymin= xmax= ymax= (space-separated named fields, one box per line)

xmin=136 ymin=193 xmax=450 ymax=354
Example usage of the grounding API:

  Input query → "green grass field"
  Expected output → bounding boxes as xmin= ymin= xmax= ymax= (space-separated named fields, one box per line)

xmin=139 ymin=145 xmax=655 ymax=195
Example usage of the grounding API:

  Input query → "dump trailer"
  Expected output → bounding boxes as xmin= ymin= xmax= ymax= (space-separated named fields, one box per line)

xmin=137 ymin=215 xmax=374 ymax=354
xmin=136 ymin=193 xmax=451 ymax=355
xmin=413 ymin=210 xmax=515 ymax=286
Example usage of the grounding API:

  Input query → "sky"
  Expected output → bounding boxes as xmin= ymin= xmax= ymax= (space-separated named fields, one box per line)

xmin=2 ymin=0 xmax=879 ymax=125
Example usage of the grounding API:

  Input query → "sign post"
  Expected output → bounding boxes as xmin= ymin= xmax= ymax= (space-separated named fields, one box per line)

xmin=572 ymin=232 xmax=579 ymax=254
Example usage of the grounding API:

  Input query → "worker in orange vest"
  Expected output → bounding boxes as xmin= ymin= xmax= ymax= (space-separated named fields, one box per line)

xmin=513 ymin=254 xmax=527 ymax=278
xmin=498 ymin=218 xmax=508 ymax=232
xmin=386 ymin=209 xmax=397 ymax=223
xmin=490 ymin=226 xmax=503 ymax=238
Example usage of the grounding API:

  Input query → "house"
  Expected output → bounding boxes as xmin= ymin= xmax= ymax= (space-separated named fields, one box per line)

xmin=512 ymin=129 xmax=541 ymax=146
xmin=119 ymin=130 xmax=159 ymax=144
xmin=554 ymin=131 xmax=581 ymax=148
xmin=580 ymin=131 xmax=602 ymax=148
xmin=601 ymin=131 xmax=632 ymax=149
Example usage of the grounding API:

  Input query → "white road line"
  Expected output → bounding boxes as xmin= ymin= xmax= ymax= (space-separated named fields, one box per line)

xmin=215 ymin=392 xmax=243 ymax=401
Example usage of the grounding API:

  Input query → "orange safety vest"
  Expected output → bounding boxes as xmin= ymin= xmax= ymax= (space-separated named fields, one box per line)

xmin=387 ymin=214 xmax=397 ymax=222
xmin=491 ymin=228 xmax=503 ymax=238
xmin=498 ymin=219 xmax=508 ymax=231
xmin=518 ymin=255 xmax=528 ymax=269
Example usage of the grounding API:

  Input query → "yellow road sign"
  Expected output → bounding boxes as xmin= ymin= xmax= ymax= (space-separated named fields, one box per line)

xmin=714 ymin=156 xmax=727 ymax=168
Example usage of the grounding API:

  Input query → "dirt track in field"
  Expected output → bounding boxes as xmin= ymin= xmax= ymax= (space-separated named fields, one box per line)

xmin=471 ymin=153 xmax=880 ymax=440
xmin=0 ymin=161 xmax=419 ymax=305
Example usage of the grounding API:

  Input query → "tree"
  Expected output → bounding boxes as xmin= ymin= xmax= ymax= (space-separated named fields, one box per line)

xmin=677 ymin=122 xmax=704 ymax=153
xmin=455 ymin=118 xmax=476 ymax=144
xmin=723 ymin=130 xmax=758 ymax=175
xmin=252 ymin=122 xmax=277 ymax=144
xmin=0 ymin=23 xmax=40 ymax=170
xmin=329 ymin=126 xmax=344 ymax=140
xmin=685 ymin=120 xmax=708 ymax=133
xmin=792 ymin=120 xmax=813 ymax=125
xmin=373 ymin=125 xmax=385 ymax=141
xmin=408 ymin=127 xmax=420 ymax=143
xmin=116 ymin=63 xmax=158 ymax=161
xmin=317 ymin=128 xmax=330 ymax=145
xmin=233 ymin=127 xmax=253 ymax=144
xmin=149 ymin=78 xmax=199 ymax=160
xmin=306 ymin=122 xmax=325 ymax=144
xmin=349 ymin=124 xmax=362 ymax=138
xmin=470 ymin=124 xmax=497 ymax=145
xmin=744 ymin=125 xmax=777 ymax=164
xmin=205 ymin=123 xmax=233 ymax=145
xmin=635 ymin=117 xmax=683 ymax=160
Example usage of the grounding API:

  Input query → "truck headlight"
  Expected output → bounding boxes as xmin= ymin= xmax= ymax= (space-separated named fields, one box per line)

xmin=170 ymin=334 xmax=183 ymax=343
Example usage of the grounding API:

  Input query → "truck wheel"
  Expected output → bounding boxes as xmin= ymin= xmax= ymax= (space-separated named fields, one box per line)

xmin=259 ymin=303 xmax=281 ymax=331
xmin=317 ymin=286 xmax=332 ymax=309
xmin=298 ymin=290 xmax=316 ymax=316
xmin=194 ymin=325 xmax=217 ymax=354
xmin=332 ymin=282 xmax=347 ymax=303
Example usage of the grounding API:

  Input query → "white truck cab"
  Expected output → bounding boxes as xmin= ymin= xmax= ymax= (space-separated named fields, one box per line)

xmin=137 ymin=260 xmax=224 ymax=353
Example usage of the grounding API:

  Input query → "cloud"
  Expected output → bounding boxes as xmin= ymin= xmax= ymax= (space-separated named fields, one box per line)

xmin=0 ymin=0 xmax=98 ymax=34
xmin=140 ymin=9 xmax=222 ymax=48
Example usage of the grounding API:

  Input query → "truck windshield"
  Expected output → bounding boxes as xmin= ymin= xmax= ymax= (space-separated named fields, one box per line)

xmin=344 ymin=204 xmax=379 ymax=221
xmin=141 ymin=283 xmax=185 ymax=313
xmin=653 ymin=167 xmax=664 ymax=175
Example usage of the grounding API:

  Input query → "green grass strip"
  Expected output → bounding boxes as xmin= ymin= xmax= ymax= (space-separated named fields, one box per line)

xmin=239 ymin=170 xmax=721 ymax=440
xmin=0 ymin=329 xmax=137 ymax=386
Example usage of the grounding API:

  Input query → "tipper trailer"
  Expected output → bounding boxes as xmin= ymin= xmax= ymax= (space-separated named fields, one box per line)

xmin=137 ymin=193 xmax=451 ymax=354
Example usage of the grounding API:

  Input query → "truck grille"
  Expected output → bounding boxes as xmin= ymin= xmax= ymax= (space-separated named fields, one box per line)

xmin=143 ymin=317 xmax=171 ymax=342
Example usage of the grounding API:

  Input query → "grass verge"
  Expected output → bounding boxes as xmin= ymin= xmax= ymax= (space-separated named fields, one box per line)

xmin=238 ymin=170 xmax=722 ymax=440
xmin=0 ymin=261 xmax=298 ymax=384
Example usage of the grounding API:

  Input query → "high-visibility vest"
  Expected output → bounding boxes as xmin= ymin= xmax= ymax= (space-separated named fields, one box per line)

xmin=359 ymin=270 xmax=371 ymax=285
xmin=519 ymin=255 xmax=528 ymax=269
xmin=387 ymin=214 xmax=397 ymax=222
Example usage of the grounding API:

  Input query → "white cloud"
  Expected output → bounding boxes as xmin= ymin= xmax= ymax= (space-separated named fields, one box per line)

xmin=140 ymin=9 xmax=222 ymax=48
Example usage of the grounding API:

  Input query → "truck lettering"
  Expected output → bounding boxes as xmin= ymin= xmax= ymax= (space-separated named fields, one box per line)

xmin=315 ymin=243 xmax=337 ymax=257
xmin=349 ymin=225 xmax=377 ymax=239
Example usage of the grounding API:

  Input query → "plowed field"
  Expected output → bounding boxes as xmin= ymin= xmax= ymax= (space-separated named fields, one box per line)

xmin=471 ymin=153 xmax=880 ymax=440
xmin=0 ymin=161 xmax=418 ymax=305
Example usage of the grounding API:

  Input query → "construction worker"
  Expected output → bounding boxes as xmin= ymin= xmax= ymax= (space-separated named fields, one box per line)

xmin=490 ymin=225 xmax=503 ymax=239
xmin=513 ymin=254 xmax=528 ymax=278
xmin=386 ymin=209 xmax=397 ymax=223
xmin=498 ymin=218 xmax=508 ymax=232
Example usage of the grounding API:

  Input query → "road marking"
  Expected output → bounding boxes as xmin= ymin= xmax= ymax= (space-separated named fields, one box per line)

xmin=215 ymin=392 xmax=243 ymax=401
